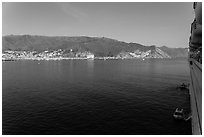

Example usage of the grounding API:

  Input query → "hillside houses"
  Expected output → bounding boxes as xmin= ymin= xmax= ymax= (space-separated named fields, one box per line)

xmin=2 ymin=50 xmax=95 ymax=60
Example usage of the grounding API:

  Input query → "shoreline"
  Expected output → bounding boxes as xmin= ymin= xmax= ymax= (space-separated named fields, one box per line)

xmin=2 ymin=57 xmax=186 ymax=61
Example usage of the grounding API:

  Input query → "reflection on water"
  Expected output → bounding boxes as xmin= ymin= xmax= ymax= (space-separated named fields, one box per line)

xmin=86 ymin=60 xmax=94 ymax=77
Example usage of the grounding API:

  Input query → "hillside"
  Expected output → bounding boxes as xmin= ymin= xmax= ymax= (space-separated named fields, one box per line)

xmin=2 ymin=35 xmax=188 ymax=58
xmin=159 ymin=46 xmax=188 ymax=58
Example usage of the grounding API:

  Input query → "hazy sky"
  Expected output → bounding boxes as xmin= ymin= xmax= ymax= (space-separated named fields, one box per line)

xmin=3 ymin=2 xmax=194 ymax=48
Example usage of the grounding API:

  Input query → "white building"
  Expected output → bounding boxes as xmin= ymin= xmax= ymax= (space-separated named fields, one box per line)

xmin=86 ymin=54 xmax=94 ymax=59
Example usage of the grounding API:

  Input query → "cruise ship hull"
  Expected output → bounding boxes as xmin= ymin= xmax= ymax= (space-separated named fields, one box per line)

xmin=189 ymin=59 xmax=202 ymax=134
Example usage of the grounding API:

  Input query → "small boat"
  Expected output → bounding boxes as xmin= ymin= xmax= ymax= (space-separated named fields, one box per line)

xmin=173 ymin=108 xmax=184 ymax=120
xmin=177 ymin=83 xmax=189 ymax=90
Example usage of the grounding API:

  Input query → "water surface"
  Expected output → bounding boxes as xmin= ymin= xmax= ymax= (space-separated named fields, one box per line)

xmin=3 ymin=59 xmax=191 ymax=135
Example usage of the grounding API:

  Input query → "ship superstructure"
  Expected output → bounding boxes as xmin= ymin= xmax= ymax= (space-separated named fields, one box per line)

xmin=189 ymin=2 xmax=202 ymax=135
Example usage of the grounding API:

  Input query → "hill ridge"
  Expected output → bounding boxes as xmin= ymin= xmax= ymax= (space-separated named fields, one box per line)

xmin=2 ymin=35 xmax=188 ymax=58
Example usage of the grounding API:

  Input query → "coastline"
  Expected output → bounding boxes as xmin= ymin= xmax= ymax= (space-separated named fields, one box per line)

xmin=2 ymin=57 xmax=186 ymax=61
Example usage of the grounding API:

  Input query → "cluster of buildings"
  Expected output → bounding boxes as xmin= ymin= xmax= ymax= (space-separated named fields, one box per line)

xmin=116 ymin=48 xmax=171 ymax=59
xmin=117 ymin=50 xmax=151 ymax=59
xmin=76 ymin=51 xmax=95 ymax=59
xmin=2 ymin=49 xmax=95 ymax=60
xmin=2 ymin=48 xmax=173 ymax=61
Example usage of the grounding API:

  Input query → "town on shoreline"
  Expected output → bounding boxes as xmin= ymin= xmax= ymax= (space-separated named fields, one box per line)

xmin=2 ymin=48 xmax=174 ymax=61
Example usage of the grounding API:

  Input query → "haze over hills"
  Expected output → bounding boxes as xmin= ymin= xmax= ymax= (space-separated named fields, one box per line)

xmin=2 ymin=35 xmax=188 ymax=58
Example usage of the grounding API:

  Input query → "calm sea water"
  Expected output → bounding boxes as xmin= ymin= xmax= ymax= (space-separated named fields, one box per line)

xmin=3 ymin=59 xmax=191 ymax=135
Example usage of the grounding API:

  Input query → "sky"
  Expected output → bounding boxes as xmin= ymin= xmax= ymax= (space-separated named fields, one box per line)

xmin=2 ymin=2 xmax=194 ymax=48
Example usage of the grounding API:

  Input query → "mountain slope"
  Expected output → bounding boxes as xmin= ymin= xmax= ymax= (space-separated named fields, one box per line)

xmin=159 ymin=46 xmax=188 ymax=58
xmin=2 ymin=35 xmax=188 ymax=58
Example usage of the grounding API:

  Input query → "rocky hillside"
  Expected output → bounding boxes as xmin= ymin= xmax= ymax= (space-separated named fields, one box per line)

xmin=159 ymin=46 xmax=188 ymax=58
xmin=2 ymin=35 xmax=188 ymax=58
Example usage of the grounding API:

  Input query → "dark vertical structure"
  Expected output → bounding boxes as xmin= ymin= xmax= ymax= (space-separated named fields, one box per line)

xmin=189 ymin=2 xmax=202 ymax=135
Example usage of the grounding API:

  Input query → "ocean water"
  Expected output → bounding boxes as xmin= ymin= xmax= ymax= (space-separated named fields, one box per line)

xmin=2 ymin=59 xmax=192 ymax=135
